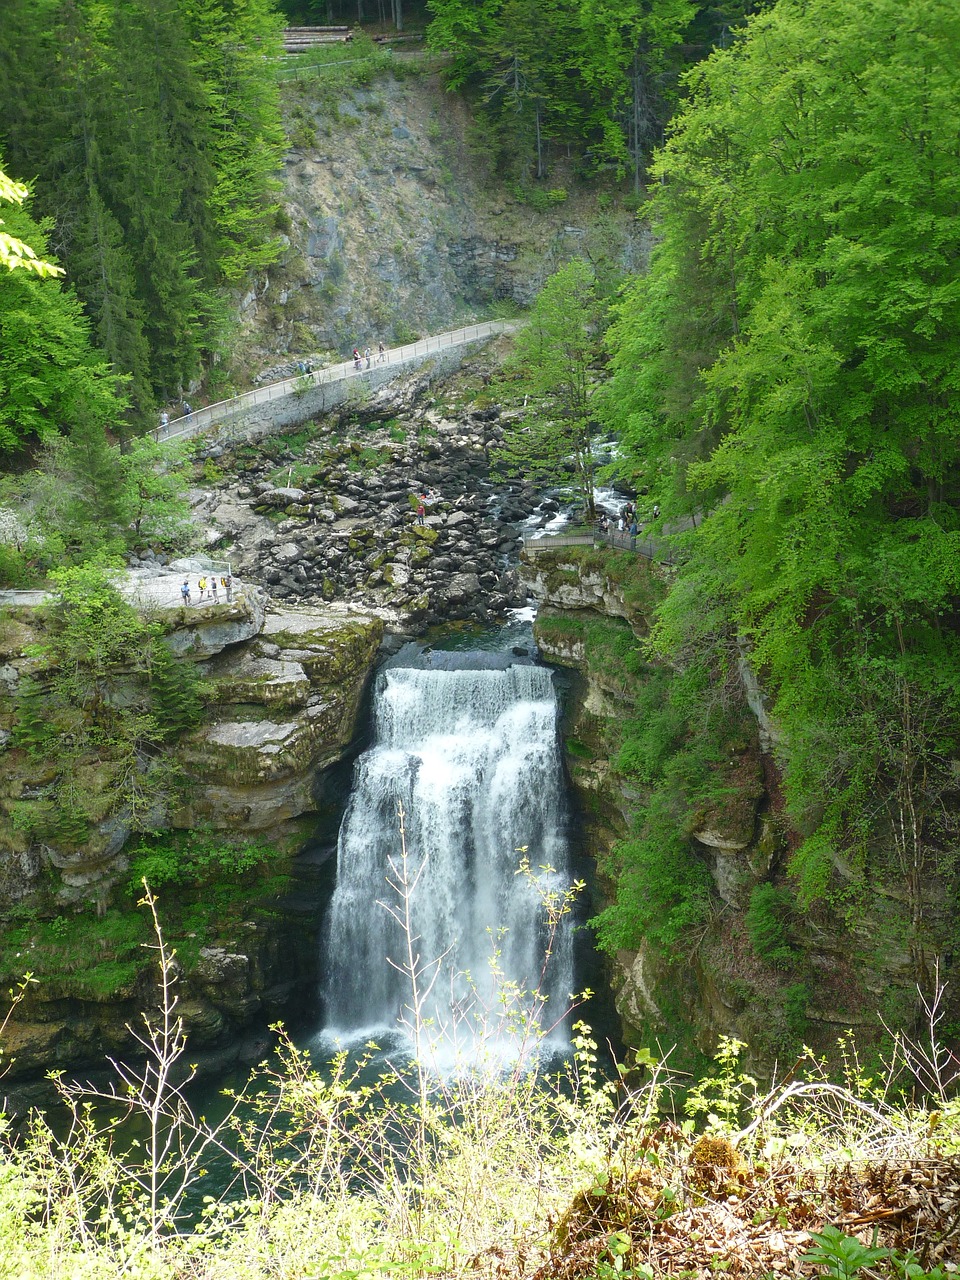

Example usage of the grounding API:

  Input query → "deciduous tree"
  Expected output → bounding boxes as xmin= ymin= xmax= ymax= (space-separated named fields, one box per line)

xmin=493 ymin=258 xmax=604 ymax=517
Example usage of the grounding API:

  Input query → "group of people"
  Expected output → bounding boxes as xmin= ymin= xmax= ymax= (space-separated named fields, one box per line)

xmin=352 ymin=342 xmax=387 ymax=369
xmin=157 ymin=401 xmax=193 ymax=431
xmin=180 ymin=573 xmax=233 ymax=606
xmin=596 ymin=500 xmax=661 ymax=551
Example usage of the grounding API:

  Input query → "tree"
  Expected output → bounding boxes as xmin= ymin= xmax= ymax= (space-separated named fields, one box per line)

xmin=493 ymin=258 xmax=604 ymax=517
xmin=576 ymin=0 xmax=697 ymax=190
xmin=0 ymin=1 xmax=286 ymax=402
xmin=121 ymin=436 xmax=194 ymax=547
xmin=607 ymin=0 xmax=960 ymax=936
xmin=0 ymin=165 xmax=63 ymax=278
xmin=0 ymin=197 xmax=127 ymax=455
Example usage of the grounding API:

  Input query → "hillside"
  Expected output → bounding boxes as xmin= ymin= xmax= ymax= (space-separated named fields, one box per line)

xmin=233 ymin=55 xmax=645 ymax=374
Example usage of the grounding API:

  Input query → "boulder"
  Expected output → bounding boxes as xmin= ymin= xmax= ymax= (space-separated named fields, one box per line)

xmin=442 ymin=573 xmax=481 ymax=604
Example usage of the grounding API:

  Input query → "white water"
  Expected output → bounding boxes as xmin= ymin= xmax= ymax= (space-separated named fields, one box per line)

xmin=322 ymin=654 xmax=575 ymax=1064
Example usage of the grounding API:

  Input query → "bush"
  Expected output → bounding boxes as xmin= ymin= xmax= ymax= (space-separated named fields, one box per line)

xmin=745 ymin=883 xmax=799 ymax=969
xmin=126 ymin=829 xmax=279 ymax=893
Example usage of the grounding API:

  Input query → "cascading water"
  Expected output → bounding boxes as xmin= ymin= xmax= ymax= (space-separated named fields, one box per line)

xmin=322 ymin=646 xmax=575 ymax=1063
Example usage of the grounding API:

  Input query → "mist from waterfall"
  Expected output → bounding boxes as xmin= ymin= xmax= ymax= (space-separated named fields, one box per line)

xmin=322 ymin=650 xmax=575 ymax=1065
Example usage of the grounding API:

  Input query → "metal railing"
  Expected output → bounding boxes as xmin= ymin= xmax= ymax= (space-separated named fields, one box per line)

xmin=522 ymin=528 xmax=677 ymax=565
xmin=155 ymin=320 xmax=519 ymax=446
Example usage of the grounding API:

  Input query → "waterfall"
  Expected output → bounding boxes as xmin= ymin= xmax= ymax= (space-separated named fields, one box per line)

xmin=322 ymin=650 xmax=575 ymax=1061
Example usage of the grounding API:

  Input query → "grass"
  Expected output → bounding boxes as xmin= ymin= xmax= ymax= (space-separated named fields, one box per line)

xmin=0 ymin=907 xmax=149 ymax=995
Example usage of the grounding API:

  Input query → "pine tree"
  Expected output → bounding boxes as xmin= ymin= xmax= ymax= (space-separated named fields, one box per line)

xmin=75 ymin=183 xmax=155 ymax=429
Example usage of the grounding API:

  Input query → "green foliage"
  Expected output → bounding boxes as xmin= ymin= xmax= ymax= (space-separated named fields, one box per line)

xmin=426 ymin=0 xmax=696 ymax=184
xmin=605 ymin=0 xmax=960 ymax=943
xmin=802 ymin=1226 xmax=890 ymax=1279
xmin=8 ymin=565 xmax=207 ymax=844
xmin=147 ymin=641 xmax=206 ymax=739
xmin=493 ymin=259 xmax=604 ymax=516
xmin=0 ymin=162 xmax=62 ymax=277
xmin=683 ymin=1035 xmax=756 ymax=1133
xmin=0 ymin=194 xmax=128 ymax=454
xmin=0 ymin=906 xmax=147 ymax=991
xmin=126 ymin=829 xmax=280 ymax=894
xmin=0 ymin=432 xmax=196 ymax=567
xmin=0 ymin=0 xmax=286 ymax=401
xmin=594 ymin=822 xmax=712 ymax=953
xmin=782 ymin=981 xmax=809 ymax=1041
xmin=745 ymin=883 xmax=797 ymax=970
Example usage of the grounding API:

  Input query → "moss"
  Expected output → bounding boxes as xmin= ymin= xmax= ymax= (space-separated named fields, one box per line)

xmin=0 ymin=907 xmax=150 ymax=995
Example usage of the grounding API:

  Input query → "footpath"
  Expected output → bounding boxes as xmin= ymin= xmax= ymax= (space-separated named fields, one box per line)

xmin=156 ymin=320 xmax=519 ymax=448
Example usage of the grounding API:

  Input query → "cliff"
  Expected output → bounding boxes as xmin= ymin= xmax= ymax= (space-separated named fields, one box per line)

xmin=523 ymin=545 xmax=958 ymax=1071
xmin=234 ymin=65 xmax=645 ymax=372
xmin=0 ymin=577 xmax=382 ymax=1085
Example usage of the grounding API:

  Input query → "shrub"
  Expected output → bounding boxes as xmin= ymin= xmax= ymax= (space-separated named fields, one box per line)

xmin=746 ymin=883 xmax=799 ymax=969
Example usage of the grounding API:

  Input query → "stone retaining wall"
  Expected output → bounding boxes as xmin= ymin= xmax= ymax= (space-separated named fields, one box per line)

xmin=162 ymin=325 xmax=514 ymax=449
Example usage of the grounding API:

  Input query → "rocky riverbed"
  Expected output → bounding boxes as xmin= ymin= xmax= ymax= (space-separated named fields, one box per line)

xmin=176 ymin=358 xmax=563 ymax=632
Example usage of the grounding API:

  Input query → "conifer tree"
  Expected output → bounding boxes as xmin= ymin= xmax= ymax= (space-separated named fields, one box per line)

xmin=76 ymin=184 xmax=155 ymax=429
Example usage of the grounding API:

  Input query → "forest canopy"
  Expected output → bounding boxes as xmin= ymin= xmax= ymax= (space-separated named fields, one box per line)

xmin=0 ymin=0 xmax=286 ymax=423
xmin=604 ymin=0 xmax=960 ymax=916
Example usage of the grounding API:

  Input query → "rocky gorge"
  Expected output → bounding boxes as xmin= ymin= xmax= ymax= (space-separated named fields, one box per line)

xmin=521 ymin=544 xmax=959 ymax=1073
xmin=184 ymin=346 xmax=562 ymax=633
xmin=0 ymin=576 xmax=383 ymax=1094
xmin=0 ymin=344 xmax=591 ymax=1094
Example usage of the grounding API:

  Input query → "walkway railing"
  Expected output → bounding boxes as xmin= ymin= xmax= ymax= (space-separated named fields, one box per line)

xmin=522 ymin=528 xmax=677 ymax=565
xmin=156 ymin=320 xmax=518 ymax=445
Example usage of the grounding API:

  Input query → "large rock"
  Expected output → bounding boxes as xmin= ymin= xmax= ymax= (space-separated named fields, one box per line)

xmin=163 ymin=587 xmax=268 ymax=659
xmin=173 ymin=604 xmax=383 ymax=835
xmin=521 ymin=552 xmax=651 ymax=631
xmin=441 ymin=572 xmax=481 ymax=604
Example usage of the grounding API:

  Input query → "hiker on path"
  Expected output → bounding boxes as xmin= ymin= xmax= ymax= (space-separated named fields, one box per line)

xmin=224 ymin=574 xmax=233 ymax=602
xmin=182 ymin=400 xmax=192 ymax=416
xmin=378 ymin=341 xmax=386 ymax=363
xmin=180 ymin=579 xmax=191 ymax=605
xmin=211 ymin=577 xmax=219 ymax=603
xmin=629 ymin=519 xmax=638 ymax=551
xmin=198 ymin=575 xmax=207 ymax=601
xmin=364 ymin=346 xmax=372 ymax=368
xmin=353 ymin=347 xmax=362 ymax=369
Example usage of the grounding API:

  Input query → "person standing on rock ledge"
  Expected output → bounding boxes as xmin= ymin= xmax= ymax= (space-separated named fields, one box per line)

xmin=417 ymin=497 xmax=426 ymax=525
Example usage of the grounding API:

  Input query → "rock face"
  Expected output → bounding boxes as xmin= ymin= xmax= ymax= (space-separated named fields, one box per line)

xmin=237 ymin=72 xmax=645 ymax=364
xmin=0 ymin=587 xmax=382 ymax=1089
xmin=522 ymin=547 xmax=956 ymax=1072
xmin=178 ymin=606 xmax=383 ymax=837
